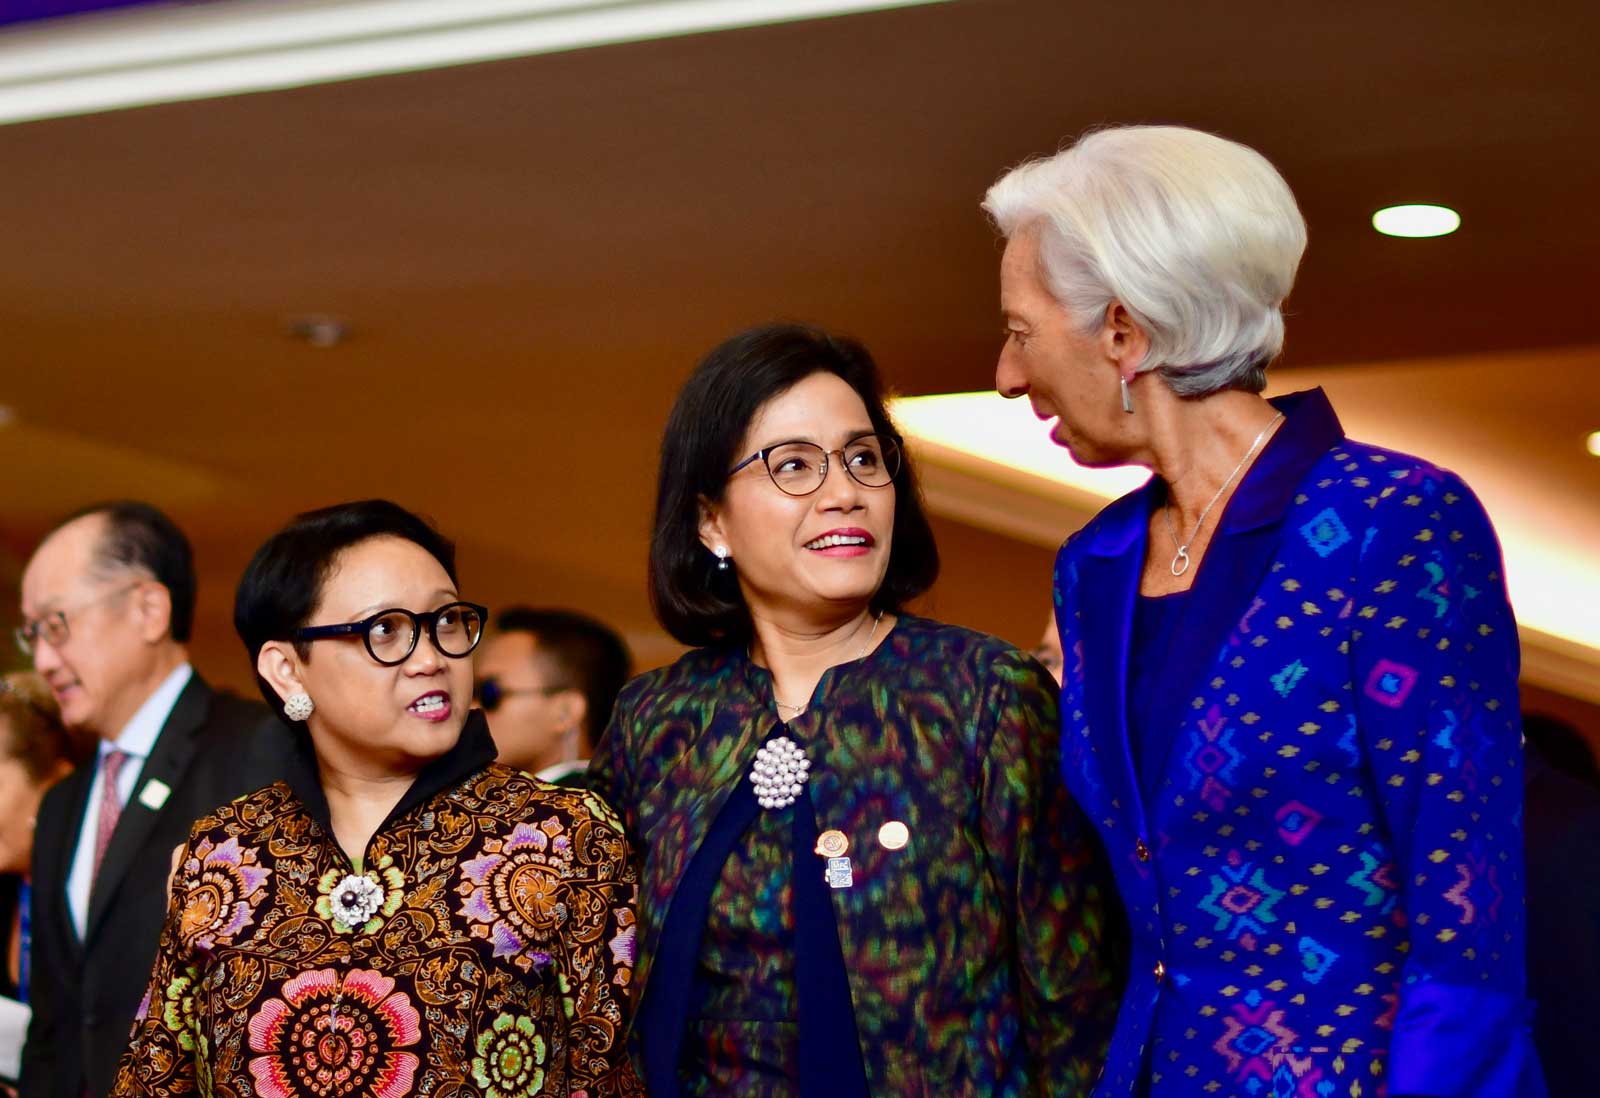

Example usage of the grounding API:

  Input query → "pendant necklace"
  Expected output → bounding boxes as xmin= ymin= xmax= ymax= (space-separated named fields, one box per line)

xmin=750 ymin=609 xmax=884 ymax=810
xmin=1163 ymin=412 xmax=1283 ymax=577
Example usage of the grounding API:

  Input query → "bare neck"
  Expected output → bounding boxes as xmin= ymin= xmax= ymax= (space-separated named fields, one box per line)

xmin=314 ymin=749 xmax=420 ymax=870
xmin=97 ymin=644 xmax=188 ymax=742
xmin=1141 ymin=389 xmax=1282 ymax=529
xmin=749 ymin=605 xmax=889 ymax=717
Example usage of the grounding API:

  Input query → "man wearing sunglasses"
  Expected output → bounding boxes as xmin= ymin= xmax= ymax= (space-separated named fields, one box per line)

xmin=473 ymin=607 xmax=631 ymax=787
xmin=14 ymin=502 xmax=276 ymax=1098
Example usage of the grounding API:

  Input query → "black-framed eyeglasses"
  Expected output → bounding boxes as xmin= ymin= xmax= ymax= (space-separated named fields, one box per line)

xmin=14 ymin=581 xmax=145 ymax=657
xmin=294 ymin=601 xmax=488 ymax=667
xmin=474 ymin=676 xmax=570 ymax=713
xmin=728 ymin=432 xmax=902 ymax=497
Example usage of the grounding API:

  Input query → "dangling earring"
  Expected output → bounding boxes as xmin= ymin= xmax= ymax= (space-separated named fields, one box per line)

xmin=714 ymin=546 xmax=731 ymax=572
xmin=1120 ymin=374 xmax=1135 ymax=414
xmin=283 ymin=691 xmax=315 ymax=722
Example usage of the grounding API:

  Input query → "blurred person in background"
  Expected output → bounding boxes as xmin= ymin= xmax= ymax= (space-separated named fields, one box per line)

xmin=15 ymin=502 xmax=273 ymax=1098
xmin=475 ymin=607 xmax=631 ymax=786
xmin=112 ymin=499 xmax=641 ymax=1097
xmin=593 ymin=323 xmax=1124 ymax=1097
xmin=1032 ymin=614 xmax=1064 ymax=685
xmin=986 ymin=125 xmax=1542 ymax=1095
xmin=1520 ymin=713 xmax=1600 ymax=1096
xmin=0 ymin=673 xmax=94 ymax=1084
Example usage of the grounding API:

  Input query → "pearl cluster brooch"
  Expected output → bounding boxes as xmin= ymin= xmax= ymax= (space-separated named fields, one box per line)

xmin=750 ymin=735 xmax=809 ymax=810
xmin=329 ymin=873 xmax=385 ymax=927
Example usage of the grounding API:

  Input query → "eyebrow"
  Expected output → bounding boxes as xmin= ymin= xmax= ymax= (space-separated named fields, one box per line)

xmin=346 ymin=589 xmax=460 ymax=621
xmin=754 ymin=427 xmax=879 ymax=451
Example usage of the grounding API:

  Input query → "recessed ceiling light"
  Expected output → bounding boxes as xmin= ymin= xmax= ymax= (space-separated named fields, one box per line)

xmin=286 ymin=315 xmax=350 ymax=348
xmin=1372 ymin=204 xmax=1461 ymax=238
xmin=1586 ymin=431 xmax=1600 ymax=458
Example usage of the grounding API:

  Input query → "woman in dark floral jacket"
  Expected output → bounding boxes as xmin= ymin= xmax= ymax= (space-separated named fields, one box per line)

xmin=593 ymin=325 xmax=1125 ymax=1098
xmin=112 ymin=500 xmax=641 ymax=1098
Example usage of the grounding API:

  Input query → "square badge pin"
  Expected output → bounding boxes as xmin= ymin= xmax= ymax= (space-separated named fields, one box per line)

xmin=138 ymin=779 xmax=171 ymax=811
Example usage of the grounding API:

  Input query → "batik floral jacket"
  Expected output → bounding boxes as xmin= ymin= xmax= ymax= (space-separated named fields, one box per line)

xmin=111 ymin=712 xmax=643 ymax=1098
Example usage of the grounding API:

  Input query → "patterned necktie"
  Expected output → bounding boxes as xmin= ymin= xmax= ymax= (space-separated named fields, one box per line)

xmin=91 ymin=750 xmax=131 ymax=880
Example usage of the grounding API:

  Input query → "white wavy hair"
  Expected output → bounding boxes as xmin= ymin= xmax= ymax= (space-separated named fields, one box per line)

xmin=983 ymin=125 xmax=1307 ymax=396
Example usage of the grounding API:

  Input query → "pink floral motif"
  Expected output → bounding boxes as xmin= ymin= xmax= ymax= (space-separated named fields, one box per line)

xmin=1213 ymin=990 xmax=1300 ymax=1085
xmin=246 ymin=969 xmax=420 ymax=1098
xmin=457 ymin=818 xmax=573 ymax=970
xmin=177 ymin=836 xmax=272 ymax=951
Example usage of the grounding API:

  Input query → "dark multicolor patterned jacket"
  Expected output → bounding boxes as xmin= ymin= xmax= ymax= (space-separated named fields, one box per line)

xmin=111 ymin=713 xmax=643 ymax=1098
xmin=592 ymin=615 xmax=1125 ymax=1096
xmin=1056 ymin=388 xmax=1543 ymax=1096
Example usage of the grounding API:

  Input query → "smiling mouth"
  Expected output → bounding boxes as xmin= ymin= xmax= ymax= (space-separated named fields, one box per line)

xmin=803 ymin=533 xmax=870 ymax=550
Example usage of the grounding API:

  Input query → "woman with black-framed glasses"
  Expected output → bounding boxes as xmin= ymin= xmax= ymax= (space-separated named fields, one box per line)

xmin=111 ymin=499 xmax=643 ymax=1098
xmin=591 ymin=324 xmax=1125 ymax=1097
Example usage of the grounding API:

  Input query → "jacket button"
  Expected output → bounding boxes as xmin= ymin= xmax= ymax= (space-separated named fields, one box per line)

xmin=1136 ymin=837 xmax=1151 ymax=862
xmin=1153 ymin=960 xmax=1166 ymax=982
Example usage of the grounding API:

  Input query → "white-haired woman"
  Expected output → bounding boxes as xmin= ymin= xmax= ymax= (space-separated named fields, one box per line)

xmin=984 ymin=125 xmax=1542 ymax=1097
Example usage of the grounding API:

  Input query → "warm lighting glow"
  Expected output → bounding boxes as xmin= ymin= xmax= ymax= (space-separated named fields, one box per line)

xmin=1587 ymin=431 xmax=1600 ymax=457
xmin=890 ymin=391 xmax=1149 ymax=503
xmin=1372 ymin=204 xmax=1461 ymax=238
xmin=0 ymin=0 xmax=953 ymax=126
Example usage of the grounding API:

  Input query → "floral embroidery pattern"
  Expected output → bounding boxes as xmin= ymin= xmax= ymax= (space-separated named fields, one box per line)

xmin=246 ymin=969 xmax=420 ymax=1098
xmin=315 ymin=855 xmax=403 ymax=934
xmin=110 ymin=744 xmax=642 ymax=1098
xmin=471 ymin=1012 xmax=547 ymax=1098
xmin=176 ymin=836 xmax=271 ymax=951
xmin=457 ymin=818 xmax=573 ymax=969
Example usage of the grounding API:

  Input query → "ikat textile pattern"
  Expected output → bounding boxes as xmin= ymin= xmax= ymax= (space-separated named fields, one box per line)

xmin=592 ymin=614 xmax=1126 ymax=1096
xmin=1055 ymin=390 xmax=1541 ymax=1097
xmin=111 ymin=758 xmax=643 ymax=1098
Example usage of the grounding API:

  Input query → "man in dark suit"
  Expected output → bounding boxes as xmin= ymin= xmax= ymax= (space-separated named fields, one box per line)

xmin=15 ymin=502 xmax=276 ymax=1098
xmin=473 ymin=607 xmax=630 ymax=786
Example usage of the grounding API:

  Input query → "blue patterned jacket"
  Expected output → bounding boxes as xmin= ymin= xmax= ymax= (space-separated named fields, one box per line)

xmin=1054 ymin=389 xmax=1543 ymax=1097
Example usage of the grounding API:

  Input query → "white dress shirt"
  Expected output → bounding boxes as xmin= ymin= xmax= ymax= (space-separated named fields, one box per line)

xmin=66 ymin=663 xmax=193 ymax=939
xmin=534 ymin=758 xmax=589 ymax=785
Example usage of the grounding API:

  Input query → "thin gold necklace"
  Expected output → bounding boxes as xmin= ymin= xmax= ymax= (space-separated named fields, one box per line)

xmin=772 ymin=609 xmax=885 ymax=716
xmin=1163 ymin=412 xmax=1283 ymax=577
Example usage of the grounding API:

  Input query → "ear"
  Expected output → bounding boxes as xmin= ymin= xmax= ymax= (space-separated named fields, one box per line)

xmin=553 ymin=690 xmax=587 ymax=737
xmin=1102 ymin=301 xmax=1152 ymax=381
xmin=697 ymin=494 xmax=729 ymax=557
xmin=133 ymin=582 xmax=175 ymax=644
xmin=256 ymin=640 xmax=306 ymax=706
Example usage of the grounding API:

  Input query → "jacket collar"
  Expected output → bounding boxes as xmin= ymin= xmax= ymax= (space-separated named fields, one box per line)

xmin=1082 ymin=387 xmax=1345 ymax=557
xmin=282 ymin=707 xmax=499 ymax=836
xmin=1219 ymin=387 xmax=1345 ymax=532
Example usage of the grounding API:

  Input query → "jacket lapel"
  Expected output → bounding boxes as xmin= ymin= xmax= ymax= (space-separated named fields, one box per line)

xmin=631 ymin=663 xmax=766 ymax=1003
xmin=84 ymin=676 xmax=212 ymax=941
xmin=48 ymin=765 xmax=95 ymax=953
xmin=1141 ymin=523 xmax=1287 ymax=795
xmin=1076 ymin=492 xmax=1150 ymax=828
xmin=1143 ymin=388 xmax=1348 ymax=800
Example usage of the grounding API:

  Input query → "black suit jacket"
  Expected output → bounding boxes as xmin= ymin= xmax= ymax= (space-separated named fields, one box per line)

xmin=20 ymin=674 xmax=282 ymax=1098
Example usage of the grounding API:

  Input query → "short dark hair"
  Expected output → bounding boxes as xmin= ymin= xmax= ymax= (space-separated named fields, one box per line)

xmin=494 ymin=607 xmax=631 ymax=744
xmin=649 ymin=323 xmax=939 ymax=646
xmin=234 ymin=500 xmax=458 ymax=722
xmin=57 ymin=501 xmax=197 ymax=642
